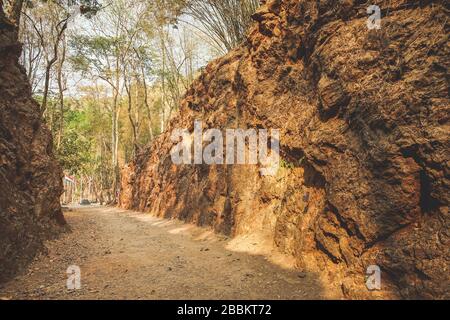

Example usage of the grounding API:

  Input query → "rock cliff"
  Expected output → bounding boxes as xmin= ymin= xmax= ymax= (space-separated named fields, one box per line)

xmin=0 ymin=7 xmax=65 ymax=283
xmin=120 ymin=0 xmax=449 ymax=299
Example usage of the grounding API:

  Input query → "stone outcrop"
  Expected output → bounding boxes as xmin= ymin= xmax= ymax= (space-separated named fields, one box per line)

xmin=0 ymin=7 xmax=65 ymax=283
xmin=120 ymin=0 xmax=449 ymax=299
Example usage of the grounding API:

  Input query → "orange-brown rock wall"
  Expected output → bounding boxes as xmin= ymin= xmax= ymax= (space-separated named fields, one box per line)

xmin=120 ymin=0 xmax=449 ymax=299
xmin=0 ymin=7 xmax=65 ymax=283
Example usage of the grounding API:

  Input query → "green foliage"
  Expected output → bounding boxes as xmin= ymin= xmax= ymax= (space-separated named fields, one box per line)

xmin=56 ymin=108 xmax=93 ymax=175
xmin=280 ymin=159 xmax=295 ymax=170
xmin=57 ymin=128 xmax=92 ymax=175
xmin=298 ymin=156 xmax=305 ymax=166
xmin=49 ymin=96 xmax=110 ymax=176
xmin=280 ymin=156 xmax=306 ymax=170
xmin=69 ymin=35 xmax=121 ymax=76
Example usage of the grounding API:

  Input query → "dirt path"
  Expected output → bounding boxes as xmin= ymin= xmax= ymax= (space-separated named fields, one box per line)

xmin=0 ymin=206 xmax=331 ymax=300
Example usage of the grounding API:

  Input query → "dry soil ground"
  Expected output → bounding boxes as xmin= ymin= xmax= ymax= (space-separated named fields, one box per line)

xmin=0 ymin=206 xmax=334 ymax=300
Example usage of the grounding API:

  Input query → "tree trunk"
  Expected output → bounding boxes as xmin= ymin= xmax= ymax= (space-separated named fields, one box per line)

xmin=56 ymin=36 xmax=67 ymax=149
xmin=124 ymin=77 xmax=138 ymax=158
xmin=111 ymin=69 xmax=121 ymax=203
xmin=140 ymin=66 xmax=154 ymax=141
xmin=40 ymin=19 xmax=68 ymax=116
xmin=160 ymin=27 xmax=166 ymax=133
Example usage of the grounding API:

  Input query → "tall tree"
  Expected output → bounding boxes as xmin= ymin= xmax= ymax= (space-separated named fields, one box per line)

xmin=22 ymin=3 xmax=69 ymax=115
xmin=180 ymin=0 xmax=260 ymax=53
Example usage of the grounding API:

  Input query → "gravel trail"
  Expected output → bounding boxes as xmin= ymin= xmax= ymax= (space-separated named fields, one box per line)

xmin=0 ymin=206 xmax=330 ymax=300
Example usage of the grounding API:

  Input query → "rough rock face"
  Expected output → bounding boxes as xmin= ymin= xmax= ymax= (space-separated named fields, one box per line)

xmin=120 ymin=0 xmax=449 ymax=299
xmin=0 ymin=8 xmax=65 ymax=283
